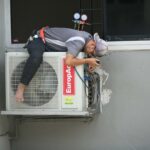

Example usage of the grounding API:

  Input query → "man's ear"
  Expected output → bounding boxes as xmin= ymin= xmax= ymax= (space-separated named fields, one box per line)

xmin=84 ymin=46 xmax=88 ymax=54
xmin=83 ymin=48 xmax=86 ymax=54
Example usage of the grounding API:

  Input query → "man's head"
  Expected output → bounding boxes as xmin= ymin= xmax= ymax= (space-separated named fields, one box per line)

xmin=84 ymin=39 xmax=96 ymax=55
xmin=93 ymin=33 xmax=108 ymax=57
xmin=84 ymin=33 xmax=108 ymax=57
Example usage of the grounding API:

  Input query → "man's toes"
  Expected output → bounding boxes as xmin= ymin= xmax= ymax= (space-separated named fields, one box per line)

xmin=16 ymin=96 xmax=24 ymax=102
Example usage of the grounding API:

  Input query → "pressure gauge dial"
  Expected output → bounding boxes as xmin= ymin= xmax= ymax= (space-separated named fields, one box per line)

xmin=73 ymin=13 xmax=80 ymax=20
xmin=81 ymin=14 xmax=88 ymax=21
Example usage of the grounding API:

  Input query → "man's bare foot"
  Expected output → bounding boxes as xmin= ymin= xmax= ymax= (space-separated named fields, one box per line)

xmin=15 ymin=83 xmax=26 ymax=102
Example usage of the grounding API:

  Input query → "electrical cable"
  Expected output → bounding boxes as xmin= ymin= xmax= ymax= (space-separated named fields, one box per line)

xmin=74 ymin=66 xmax=89 ymax=88
xmin=88 ymin=72 xmax=101 ymax=113
xmin=74 ymin=66 xmax=101 ymax=114
xmin=74 ymin=66 xmax=89 ymax=99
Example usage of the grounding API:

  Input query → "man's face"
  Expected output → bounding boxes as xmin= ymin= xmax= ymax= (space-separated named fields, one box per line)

xmin=84 ymin=40 xmax=96 ymax=55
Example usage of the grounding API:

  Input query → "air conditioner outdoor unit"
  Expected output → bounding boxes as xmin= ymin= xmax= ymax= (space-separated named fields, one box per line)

xmin=2 ymin=52 xmax=91 ymax=116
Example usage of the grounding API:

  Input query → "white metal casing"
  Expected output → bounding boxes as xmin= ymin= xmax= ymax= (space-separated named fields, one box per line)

xmin=2 ymin=52 xmax=89 ymax=116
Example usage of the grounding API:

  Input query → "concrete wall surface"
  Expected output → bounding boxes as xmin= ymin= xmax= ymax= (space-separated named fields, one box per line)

xmin=11 ymin=51 xmax=150 ymax=150
xmin=0 ymin=0 xmax=11 ymax=150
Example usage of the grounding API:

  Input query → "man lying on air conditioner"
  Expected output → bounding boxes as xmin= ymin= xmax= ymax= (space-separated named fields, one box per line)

xmin=15 ymin=27 xmax=108 ymax=102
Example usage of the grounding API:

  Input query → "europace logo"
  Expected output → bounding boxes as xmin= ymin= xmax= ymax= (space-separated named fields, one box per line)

xmin=63 ymin=59 xmax=75 ymax=95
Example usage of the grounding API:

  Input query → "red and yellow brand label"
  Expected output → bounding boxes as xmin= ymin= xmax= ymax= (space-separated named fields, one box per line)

xmin=63 ymin=59 xmax=75 ymax=95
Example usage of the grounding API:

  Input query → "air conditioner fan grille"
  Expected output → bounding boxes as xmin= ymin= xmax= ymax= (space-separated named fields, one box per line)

xmin=11 ymin=60 xmax=58 ymax=106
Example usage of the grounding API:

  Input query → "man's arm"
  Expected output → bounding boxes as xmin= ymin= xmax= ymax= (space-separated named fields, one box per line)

xmin=65 ymin=53 xmax=99 ymax=67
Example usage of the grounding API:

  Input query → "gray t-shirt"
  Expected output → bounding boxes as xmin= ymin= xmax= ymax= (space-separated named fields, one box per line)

xmin=43 ymin=27 xmax=92 ymax=56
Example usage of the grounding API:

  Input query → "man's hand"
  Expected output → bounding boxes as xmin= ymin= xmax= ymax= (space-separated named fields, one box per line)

xmin=88 ymin=59 xmax=101 ymax=72
xmin=88 ymin=65 xmax=96 ymax=72
xmin=86 ymin=58 xmax=100 ymax=67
